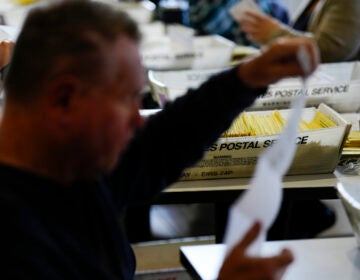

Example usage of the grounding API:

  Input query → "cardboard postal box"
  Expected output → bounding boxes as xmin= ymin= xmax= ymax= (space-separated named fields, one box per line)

xmin=141 ymin=103 xmax=351 ymax=181
xmin=180 ymin=104 xmax=351 ymax=180
xmin=148 ymin=61 xmax=360 ymax=113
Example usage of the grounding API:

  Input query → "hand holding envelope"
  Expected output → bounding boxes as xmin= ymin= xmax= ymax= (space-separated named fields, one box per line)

xmin=222 ymin=45 xmax=312 ymax=273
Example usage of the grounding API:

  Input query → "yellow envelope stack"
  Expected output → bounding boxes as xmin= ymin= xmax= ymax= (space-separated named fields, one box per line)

xmin=222 ymin=111 xmax=337 ymax=137
xmin=343 ymin=131 xmax=360 ymax=155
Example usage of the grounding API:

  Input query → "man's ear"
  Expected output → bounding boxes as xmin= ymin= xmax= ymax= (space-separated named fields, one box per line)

xmin=42 ymin=76 xmax=85 ymax=132
xmin=44 ymin=75 xmax=83 ymax=114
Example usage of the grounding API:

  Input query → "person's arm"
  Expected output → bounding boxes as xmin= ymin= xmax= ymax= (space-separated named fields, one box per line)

xmin=238 ymin=11 xmax=308 ymax=45
xmin=308 ymin=0 xmax=360 ymax=62
xmin=110 ymin=38 xmax=319 ymax=204
xmin=239 ymin=0 xmax=360 ymax=63
xmin=218 ymin=221 xmax=293 ymax=280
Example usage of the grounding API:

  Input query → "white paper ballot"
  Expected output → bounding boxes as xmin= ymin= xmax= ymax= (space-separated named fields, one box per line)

xmin=229 ymin=0 xmax=263 ymax=22
xmin=223 ymin=46 xmax=311 ymax=256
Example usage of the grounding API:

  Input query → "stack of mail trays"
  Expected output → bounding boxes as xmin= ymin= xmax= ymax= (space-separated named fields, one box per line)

xmin=148 ymin=61 xmax=359 ymax=180
xmin=140 ymin=23 xmax=235 ymax=71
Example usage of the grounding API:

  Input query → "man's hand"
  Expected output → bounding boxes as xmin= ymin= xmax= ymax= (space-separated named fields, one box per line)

xmin=237 ymin=37 xmax=319 ymax=88
xmin=0 ymin=40 xmax=14 ymax=69
xmin=218 ymin=222 xmax=293 ymax=280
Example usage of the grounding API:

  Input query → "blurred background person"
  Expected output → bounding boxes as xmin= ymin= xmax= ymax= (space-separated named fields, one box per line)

xmin=188 ymin=0 xmax=290 ymax=46
xmin=239 ymin=0 xmax=360 ymax=62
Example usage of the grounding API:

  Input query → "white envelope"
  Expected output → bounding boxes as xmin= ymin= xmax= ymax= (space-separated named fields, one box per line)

xmin=229 ymin=0 xmax=263 ymax=21
xmin=223 ymin=46 xmax=311 ymax=257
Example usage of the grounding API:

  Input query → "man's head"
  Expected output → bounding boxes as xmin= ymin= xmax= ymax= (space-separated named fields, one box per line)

xmin=5 ymin=0 xmax=141 ymax=100
xmin=1 ymin=0 xmax=146 ymax=182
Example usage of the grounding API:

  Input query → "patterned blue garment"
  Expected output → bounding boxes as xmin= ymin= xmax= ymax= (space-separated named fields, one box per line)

xmin=188 ymin=0 xmax=289 ymax=45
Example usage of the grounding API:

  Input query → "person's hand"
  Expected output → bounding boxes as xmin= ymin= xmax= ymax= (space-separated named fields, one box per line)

xmin=237 ymin=37 xmax=319 ymax=88
xmin=0 ymin=40 xmax=14 ymax=69
xmin=238 ymin=11 xmax=281 ymax=43
xmin=218 ymin=222 xmax=293 ymax=280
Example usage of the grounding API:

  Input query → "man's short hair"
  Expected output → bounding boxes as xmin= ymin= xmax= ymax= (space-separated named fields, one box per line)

xmin=4 ymin=0 xmax=141 ymax=102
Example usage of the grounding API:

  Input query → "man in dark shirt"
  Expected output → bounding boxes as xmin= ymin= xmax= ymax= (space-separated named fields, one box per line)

xmin=0 ymin=0 xmax=318 ymax=279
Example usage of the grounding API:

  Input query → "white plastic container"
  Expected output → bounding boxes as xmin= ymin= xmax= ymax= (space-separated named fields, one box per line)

xmin=337 ymin=181 xmax=360 ymax=245
xmin=93 ymin=0 xmax=156 ymax=24
xmin=148 ymin=67 xmax=223 ymax=107
xmin=141 ymin=35 xmax=235 ymax=71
